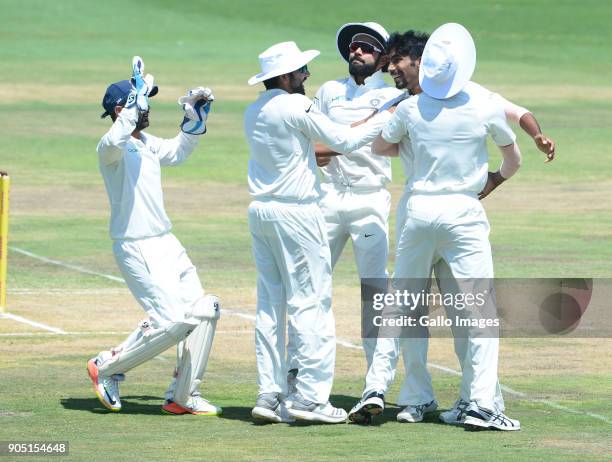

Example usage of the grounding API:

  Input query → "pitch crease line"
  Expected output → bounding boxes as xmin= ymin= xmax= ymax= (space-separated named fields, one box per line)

xmin=0 ymin=312 xmax=66 ymax=334
xmin=10 ymin=246 xmax=125 ymax=283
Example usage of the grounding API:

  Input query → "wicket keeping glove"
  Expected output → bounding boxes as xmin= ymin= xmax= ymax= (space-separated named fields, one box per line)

xmin=179 ymin=87 xmax=214 ymax=135
xmin=129 ymin=56 xmax=156 ymax=112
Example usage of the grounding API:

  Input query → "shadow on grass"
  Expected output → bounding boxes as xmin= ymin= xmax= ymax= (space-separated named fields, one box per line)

xmin=61 ymin=395 xmax=163 ymax=415
xmin=216 ymin=394 xmax=451 ymax=427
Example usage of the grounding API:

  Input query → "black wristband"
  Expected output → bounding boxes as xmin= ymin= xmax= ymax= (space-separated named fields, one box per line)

xmin=492 ymin=170 xmax=506 ymax=186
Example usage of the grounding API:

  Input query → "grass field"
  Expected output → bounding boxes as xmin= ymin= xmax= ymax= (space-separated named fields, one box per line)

xmin=1 ymin=0 xmax=611 ymax=460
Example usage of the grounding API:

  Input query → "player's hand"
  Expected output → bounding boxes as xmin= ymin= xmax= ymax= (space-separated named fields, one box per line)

xmin=534 ymin=134 xmax=555 ymax=162
xmin=131 ymin=56 xmax=152 ymax=112
xmin=478 ymin=171 xmax=506 ymax=200
xmin=179 ymin=87 xmax=214 ymax=135
xmin=317 ymin=155 xmax=332 ymax=167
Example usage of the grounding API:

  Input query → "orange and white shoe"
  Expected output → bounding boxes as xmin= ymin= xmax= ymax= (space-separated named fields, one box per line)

xmin=162 ymin=395 xmax=222 ymax=416
xmin=86 ymin=353 xmax=122 ymax=412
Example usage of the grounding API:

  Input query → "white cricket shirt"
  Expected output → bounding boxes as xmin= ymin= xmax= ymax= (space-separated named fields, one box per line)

xmin=97 ymin=106 xmax=200 ymax=240
xmin=382 ymin=82 xmax=516 ymax=194
xmin=244 ymin=89 xmax=390 ymax=202
xmin=314 ymin=71 xmax=403 ymax=188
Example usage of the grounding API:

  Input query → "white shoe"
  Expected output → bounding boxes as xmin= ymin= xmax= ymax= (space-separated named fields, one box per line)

xmin=287 ymin=394 xmax=347 ymax=424
xmin=87 ymin=352 xmax=122 ymax=412
xmin=464 ymin=403 xmax=521 ymax=431
xmin=397 ymin=399 xmax=438 ymax=423
xmin=439 ymin=398 xmax=470 ymax=425
xmin=162 ymin=395 xmax=222 ymax=415
xmin=348 ymin=391 xmax=385 ymax=424
xmin=252 ymin=393 xmax=295 ymax=423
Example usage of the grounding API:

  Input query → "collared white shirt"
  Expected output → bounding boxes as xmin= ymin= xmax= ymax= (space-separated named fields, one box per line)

xmin=382 ymin=81 xmax=516 ymax=194
xmin=314 ymin=71 xmax=402 ymax=188
xmin=97 ymin=106 xmax=199 ymax=240
xmin=244 ymin=89 xmax=390 ymax=202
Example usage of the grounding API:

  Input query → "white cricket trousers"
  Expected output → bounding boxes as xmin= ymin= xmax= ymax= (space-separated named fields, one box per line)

xmin=248 ymin=199 xmax=335 ymax=404
xmin=113 ymin=232 xmax=204 ymax=328
xmin=366 ymin=193 xmax=504 ymax=411
xmin=319 ymin=183 xmax=391 ymax=366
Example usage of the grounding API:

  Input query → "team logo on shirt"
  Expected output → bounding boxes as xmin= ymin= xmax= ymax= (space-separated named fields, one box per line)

xmin=370 ymin=98 xmax=381 ymax=108
xmin=329 ymin=95 xmax=344 ymax=104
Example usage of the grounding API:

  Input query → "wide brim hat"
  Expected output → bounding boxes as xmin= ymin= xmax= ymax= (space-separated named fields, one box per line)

xmin=419 ymin=23 xmax=476 ymax=100
xmin=336 ymin=22 xmax=389 ymax=62
xmin=248 ymin=41 xmax=320 ymax=86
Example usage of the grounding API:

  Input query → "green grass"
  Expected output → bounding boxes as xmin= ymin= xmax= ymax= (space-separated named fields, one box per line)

xmin=1 ymin=0 xmax=611 ymax=460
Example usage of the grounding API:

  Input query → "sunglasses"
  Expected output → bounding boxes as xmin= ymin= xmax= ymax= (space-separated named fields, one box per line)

xmin=349 ymin=41 xmax=382 ymax=54
xmin=296 ymin=64 xmax=309 ymax=74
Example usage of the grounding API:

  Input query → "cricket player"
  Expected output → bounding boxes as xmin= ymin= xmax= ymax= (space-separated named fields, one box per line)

xmin=310 ymin=22 xmax=403 ymax=367
xmin=350 ymin=23 xmax=524 ymax=431
xmin=87 ymin=57 xmax=221 ymax=416
xmin=349 ymin=28 xmax=556 ymax=426
xmin=245 ymin=41 xmax=392 ymax=424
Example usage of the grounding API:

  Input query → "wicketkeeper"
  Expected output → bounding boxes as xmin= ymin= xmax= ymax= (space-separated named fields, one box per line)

xmin=87 ymin=56 xmax=221 ymax=415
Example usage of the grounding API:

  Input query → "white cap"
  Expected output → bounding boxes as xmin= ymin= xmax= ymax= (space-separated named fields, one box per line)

xmin=419 ymin=23 xmax=476 ymax=99
xmin=248 ymin=41 xmax=320 ymax=86
xmin=336 ymin=22 xmax=390 ymax=62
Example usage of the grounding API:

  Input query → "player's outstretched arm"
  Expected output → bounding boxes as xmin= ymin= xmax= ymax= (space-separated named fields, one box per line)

xmin=496 ymin=93 xmax=556 ymax=162
xmin=289 ymin=94 xmax=391 ymax=155
xmin=97 ymin=57 xmax=154 ymax=166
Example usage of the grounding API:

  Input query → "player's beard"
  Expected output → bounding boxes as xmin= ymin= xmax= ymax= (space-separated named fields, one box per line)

xmin=289 ymin=73 xmax=306 ymax=95
xmin=135 ymin=110 xmax=150 ymax=131
xmin=349 ymin=57 xmax=378 ymax=79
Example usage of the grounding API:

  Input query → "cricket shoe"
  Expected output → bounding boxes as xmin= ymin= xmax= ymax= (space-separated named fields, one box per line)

xmin=162 ymin=395 xmax=222 ymax=416
xmin=251 ymin=393 xmax=295 ymax=423
xmin=439 ymin=398 xmax=470 ymax=425
xmin=87 ymin=353 xmax=122 ymax=412
xmin=348 ymin=391 xmax=385 ymax=424
xmin=463 ymin=403 xmax=521 ymax=431
xmin=287 ymin=393 xmax=347 ymax=424
xmin=397 ymin=399 xmax=438 ymax=423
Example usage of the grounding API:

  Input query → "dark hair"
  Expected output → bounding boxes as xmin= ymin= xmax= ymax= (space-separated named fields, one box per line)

xmin=263 ymin=75 xmax=282 ymax=90
xmin=386 ymin=30 xmax=430 ymax=60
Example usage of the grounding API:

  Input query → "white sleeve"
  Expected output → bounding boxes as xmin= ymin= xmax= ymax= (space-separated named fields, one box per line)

xmin=499 ymin=143 xmax=522 ymax=179
xmin=486 ymin=102 xmax=517 ymax=147
xmin=492 ymin=92 xmax=530 ymax=124
xmin=96 ymin=106 xmax=139 ymax=166
xmin=288 ymin=95 xmax=391 ymax=154
xmin=313 ymin=84 xmax=326 ymax=113
xmin=154 ymin=132 xmax=200 ymax=166
xmin=381 ymin=103 xmax=408 ymax=143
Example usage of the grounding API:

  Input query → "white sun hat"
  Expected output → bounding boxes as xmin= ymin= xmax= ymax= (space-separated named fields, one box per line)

xmin=419 ymin=23 xmax=476 ymax=99
xmin=336 ymin=22 xmax=390 ymax=62
xmin=248 ymin=41 xmax=320 ymax=86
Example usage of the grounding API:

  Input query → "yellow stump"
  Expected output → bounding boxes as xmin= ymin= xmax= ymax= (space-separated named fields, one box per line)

xmin=0 ymin=174 xmax=9 ymax=312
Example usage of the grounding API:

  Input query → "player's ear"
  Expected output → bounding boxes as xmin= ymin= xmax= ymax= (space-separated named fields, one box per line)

xmin=114 ymin=106 xmax=123 ymax=117
xmin=378 ymin=54 xmax=390 ymax=72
